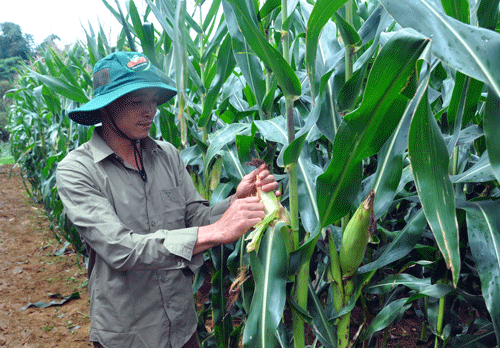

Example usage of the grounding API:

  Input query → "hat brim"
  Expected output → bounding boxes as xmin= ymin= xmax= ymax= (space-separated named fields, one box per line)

xmin=68 ymin=82 xmax=177 ymax=126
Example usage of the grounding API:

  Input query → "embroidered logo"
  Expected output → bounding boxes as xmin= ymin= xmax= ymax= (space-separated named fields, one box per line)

xmin=127 ymin=55 xmax=148 ymax=68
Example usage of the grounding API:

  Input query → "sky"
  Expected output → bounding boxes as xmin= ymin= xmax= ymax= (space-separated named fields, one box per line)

xmin=0 ymin=0 xmax=153 ymax=49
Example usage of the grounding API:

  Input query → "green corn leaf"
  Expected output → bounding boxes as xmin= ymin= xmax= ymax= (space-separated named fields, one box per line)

xmin=307 ymin=283 xmax=336 ymax=348
xmin=358 ymin=210 xmax=427 ymax=274
xmin=483 ymin=88 xmax=500 ymax=184
xmin=365 ymin=274 xmax=432 ymax=295
xmin=282 ymin=132 xmax=308 ymax=167
xmin=220 ymin=147 xmax=248 ymax=188
xmin=204 ymin=124 xmax=251 ymax=173
xmin=47 ymin=48 xmax=80 ymax=88
xmin=305 ymin=0 xmax=347 ymax=97
xmin=363 ymin=298 xmax=412 ymax=338
xmin=114 ymin=0 xmax=137 ymax=52
xmin=406 ymin=283 xmax=455 ymax=303
xmin=447 ymin=72 xmax=484 ymax=131
xmin=441 ymin=0 xmax=470 ymax=24
xmin=29 ymin=71 xmax=89 ymax=104
xmin=211 ymin=247 xmax=233 ymax=346
xmin=199 ymin=35 xmax=236 ymax=129
xmin=141 ymin=23 xmax=160 ymax=68
xmin=408 ymin=90 xmax=460 ymax=286
xmin=336 ymin=62 xmax=368 ymax=114
xmin=243 ymin=223 xmax=289 ymax=348
xmin=222 ymin=0 xmax=267 ymax=109
xmin=334 ymin=12 xmax=362 ymax=49
xmin=224 ymin=0 xmax=301 ymax=98
xmin=477 ymin=0 xmax=500 ymax=30
xmin=459 ymin=199 xmax=500 ymax=345
xmin=370 ymin=49 xmax=431 ymax=218
xmin=144 ymin=0 xmax=174 ymax=40
xmin=253 ymin=117 xmax=288 ymax=145
xmin=128 ymin=0 xmax=145 ymax=42
xmin=451 ymin=150 xmax=496 ymax=183
xmin=158 ymin=108 xmax=181 ymax=148
xmin=380 ymin=0 xmax=500 ymax=98
xmin=235 ymin=135 xmax=254 ymax=164
xmin=317 ymin=29 xmax=429 ymax=227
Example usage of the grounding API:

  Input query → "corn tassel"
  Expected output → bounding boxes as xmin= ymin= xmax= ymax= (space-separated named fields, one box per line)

xmin=339 ymin=190 xmax=375 ymax=278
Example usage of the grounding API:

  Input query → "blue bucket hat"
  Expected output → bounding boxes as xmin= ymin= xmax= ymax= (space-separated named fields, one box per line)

xmin=68 ymin=51 xmax=177 ymax=126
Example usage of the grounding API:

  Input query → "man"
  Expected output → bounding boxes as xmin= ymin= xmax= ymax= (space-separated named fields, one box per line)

xmin=56 ymin=51 xmax=278 ymax=348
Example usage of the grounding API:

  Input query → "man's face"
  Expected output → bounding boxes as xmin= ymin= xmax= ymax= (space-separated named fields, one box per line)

xmin=106 ymin=88 xmax=160 ymax=140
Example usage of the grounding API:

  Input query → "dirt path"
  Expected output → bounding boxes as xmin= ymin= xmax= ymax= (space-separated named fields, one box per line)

xmin=0 ymin=165 xmax=91 ymax=348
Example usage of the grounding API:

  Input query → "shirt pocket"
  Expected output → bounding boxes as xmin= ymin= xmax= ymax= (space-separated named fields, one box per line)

xmin=160 ymin=187 xmax=186 ymax=227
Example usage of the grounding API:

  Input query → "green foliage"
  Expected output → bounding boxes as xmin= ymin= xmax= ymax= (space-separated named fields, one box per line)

xmin=0 ymin=57 xmax=23 ymax=81
xmin=6 ymin=0 xmax=500 ymax=347
xmin=0 ymin=79 xmax=14 ymax=141
xmin=0 ymin=22 xmax=33 ymax=60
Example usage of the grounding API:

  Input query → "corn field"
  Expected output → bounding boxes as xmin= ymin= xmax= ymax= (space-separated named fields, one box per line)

xmin=6 ymin=0 xmax=500 ymax=347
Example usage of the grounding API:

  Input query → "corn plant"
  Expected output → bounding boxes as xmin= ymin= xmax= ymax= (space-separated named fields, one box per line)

xmin=8 ymin=0 xmax=500 ymax=347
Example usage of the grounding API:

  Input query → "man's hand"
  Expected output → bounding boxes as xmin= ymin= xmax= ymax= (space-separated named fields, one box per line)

xmin=232 ymin=164 xmax=280 ymax=203
xmin=194 ymin=196 xmax=265 ymax=255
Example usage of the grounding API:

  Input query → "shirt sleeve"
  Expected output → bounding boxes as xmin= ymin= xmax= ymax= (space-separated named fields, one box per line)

xmin=56 ymin=156 xmax=202 ymax=272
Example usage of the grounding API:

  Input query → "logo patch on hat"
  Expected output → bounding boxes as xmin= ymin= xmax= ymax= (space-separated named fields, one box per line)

xmin=127 ymin=55 xmax=149 ymax=69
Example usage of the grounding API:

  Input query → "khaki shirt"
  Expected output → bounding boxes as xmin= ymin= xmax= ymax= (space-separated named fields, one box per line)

xmin=56 ymin=128 xmax=230 ymax=348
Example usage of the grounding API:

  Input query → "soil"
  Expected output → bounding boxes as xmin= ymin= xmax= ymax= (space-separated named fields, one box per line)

xmin=0 ymin=163 xmax=430 ymax=348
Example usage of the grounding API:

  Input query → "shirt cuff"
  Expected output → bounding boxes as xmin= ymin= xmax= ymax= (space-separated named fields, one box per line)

xmin=163 ymin=227 xmax=199 ymax=261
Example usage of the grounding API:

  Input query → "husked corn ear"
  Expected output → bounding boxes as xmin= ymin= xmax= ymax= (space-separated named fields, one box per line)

xmin=339 ymin=190 xmax=375 ymax=278
xmin=244 ymin=159 xmax=289 ymax=253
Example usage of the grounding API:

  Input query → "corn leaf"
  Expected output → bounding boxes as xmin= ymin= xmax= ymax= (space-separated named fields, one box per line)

xmin=224 ymin=0 xmax=301 ymax=98
xmin=204 ymin=124 xmax=251 ymax=173
xmin=460 ymin=199 xmax=500 ymax=345
xmin=29 ymin=71 xmax=89 ymax=104
xmin=363 ymin=298 xmax=412 ymax=338
xmin=380 ymin=0 xmax=500 ymax=98
xmin=408 ymin=90 xmax=460 ymax=286
xmin=483 ymin=88 xmax=500 ymax=184
xmin=222 ymin=0 xmax=267 ymax=109
xmin=305 ymin=0 xmax=347 ymax=97
xmin=243 ymin=223 xmax=289 ymax=348
xmin=440 ymin=0 xmax=470 ymax=24
xmin=199 ymin=35 xmax=236 ymax=128
xmin=358 ymin=210 xmax=427 ymax=274
xmin=317 ymin=29 xmax=429 ymax=227
xmin=477 ymin=0 xmax=500 ymax=30
xmin=369 ymin=53 xmax=430 ymax=218
xmin=307 ymin=283 xmax=336 ymax=348
xmin=451 ymin=150 xmax=496 ymax=183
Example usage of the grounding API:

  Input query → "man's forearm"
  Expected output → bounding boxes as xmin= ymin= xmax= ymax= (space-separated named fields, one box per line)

xmin=193 ymin=225 xmax=221 ymax=255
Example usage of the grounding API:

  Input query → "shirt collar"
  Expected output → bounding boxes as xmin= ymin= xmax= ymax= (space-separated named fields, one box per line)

xmin=89 ymin=127 xmax=160 ymax=164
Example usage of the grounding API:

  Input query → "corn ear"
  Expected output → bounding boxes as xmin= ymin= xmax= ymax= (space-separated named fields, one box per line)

xmin=244 ymin=160 xmax=289 ymax=253
xmin=339 ymin=190 xmax=375 ymax=278
xmin=245 ymin=209 xmax=280 ymax=252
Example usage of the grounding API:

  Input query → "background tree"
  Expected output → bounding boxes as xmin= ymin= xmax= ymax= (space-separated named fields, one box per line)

xmin=0 ymin=22 xmax=33 ymax=142
xmin=0 ymin=22 xmax=33 ymax=60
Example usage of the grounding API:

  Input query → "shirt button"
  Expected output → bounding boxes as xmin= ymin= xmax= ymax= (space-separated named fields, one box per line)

xmin=151 ymin=221 xmax=156 ymax=227
xmin=177 ymin=261 xmax=183 ymax=266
